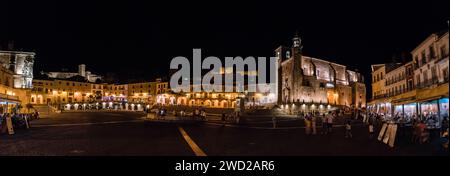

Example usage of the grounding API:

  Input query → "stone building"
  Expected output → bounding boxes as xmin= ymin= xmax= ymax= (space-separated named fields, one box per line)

xmin=0 ymin=50 xmax=35 ymax=89
xmin=276 ymin=34 xmax=366 ymax=111
xmin=42 ymin=64 xmax=103 ymax=83
xmin=369 ymin=30 xmax=449 ymax=123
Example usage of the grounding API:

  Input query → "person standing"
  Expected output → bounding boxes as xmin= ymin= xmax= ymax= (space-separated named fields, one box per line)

xmin=345 ymin=119 xmax=353 ymax=138
xmin=327 ymin=112 xmax=334 ymax=133
xmin=304 ymin=113 xmax=311 ymax=135
xmin=311 ymin=114 xmax=317 ymax=135
xmin=321 ymin=114 xmax=328 ymax=135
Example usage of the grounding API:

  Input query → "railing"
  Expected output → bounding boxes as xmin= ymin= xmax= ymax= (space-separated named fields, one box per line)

xmin=385 ymin=75 xmax=406 ymax=86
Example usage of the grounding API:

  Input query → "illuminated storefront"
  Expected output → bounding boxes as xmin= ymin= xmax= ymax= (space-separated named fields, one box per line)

xmin=439 ymin=98 xmax=449 ymax=118
xmin=403 ymin=103 xmax=417 ymax=118
xmin=420 ymin=100 xmax=439 ymax=116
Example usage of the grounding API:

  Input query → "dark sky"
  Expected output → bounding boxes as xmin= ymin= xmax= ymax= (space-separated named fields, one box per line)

xmin=2 ymin=0 xmax=449 ymax=96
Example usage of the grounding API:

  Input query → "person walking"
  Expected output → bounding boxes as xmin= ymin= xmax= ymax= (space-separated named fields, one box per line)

xmin=345 ymin=119 xmax=353 ymax=138
xmin=304 ymin=113 xmax=311 ymax=135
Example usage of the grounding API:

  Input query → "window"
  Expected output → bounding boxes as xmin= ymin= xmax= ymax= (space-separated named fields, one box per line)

xmin=421 ymin=51 xmax=426 ymax=65
xmin=423 ymin=72 xmax=428 ymax=85
xmin=414 ymin=56 xmax=419 ymax=68
xmin=408 ymin=80 xmax=413 ymax=90
xmin=443 ymin=67 xmax=449 ymax=82
xmin=72 ymin=83 xmax=75 ymax=86
xmin=440 ymin=45 xmax=447 ymax=58
xmin=66 ymin=82 xmax=69 ymax=86
xmin=429 ymin=45 xmax=435 ymax=59
xmin=319 ymin=83 xmax=325 ymax=88
xmin=431 ymin=66 xmax=437 ymax=79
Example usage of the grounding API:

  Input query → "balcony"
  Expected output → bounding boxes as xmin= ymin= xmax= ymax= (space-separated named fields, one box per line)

xmin=372 ymin=94 xmax=386 ymax=100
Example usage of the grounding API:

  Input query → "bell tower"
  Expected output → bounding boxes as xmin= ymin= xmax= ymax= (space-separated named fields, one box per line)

xmin=291 ymin=31 xmax=303 ymax=103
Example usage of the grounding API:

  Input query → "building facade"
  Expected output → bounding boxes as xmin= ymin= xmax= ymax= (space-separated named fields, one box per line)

xmin=0 ymin=49 xmax=34 ymax=114
xmin=275 ymin=34 xmax=366 ymax=114
xmin=30 ymin=77 xmax=169 ymax=111
xmin=42 ymin=64 xmax=103 ymax=83
xmin=369 ymin=31 xmax=449 ymax=126
xmin=0 ymin=50 xmax=35 ymax=89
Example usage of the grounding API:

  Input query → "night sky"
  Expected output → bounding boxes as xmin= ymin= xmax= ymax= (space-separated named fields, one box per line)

xmin=2 ymin=0 xmax=449 ymax=97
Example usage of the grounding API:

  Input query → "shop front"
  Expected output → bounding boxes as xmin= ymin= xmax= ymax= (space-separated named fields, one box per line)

xmin=403 ymin=103 xmax=417 ymax=119
xmin=439 ymin=98 xmax=449 ymax=119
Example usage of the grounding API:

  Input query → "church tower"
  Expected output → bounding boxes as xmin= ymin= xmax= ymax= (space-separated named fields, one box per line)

xmin=291 ymin=32 xmax=303 ymax=103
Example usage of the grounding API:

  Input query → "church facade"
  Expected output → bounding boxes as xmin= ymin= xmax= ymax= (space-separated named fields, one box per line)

xmin=276 ymin=34 xmax=366 ymax=109
xmin=0 ymin=50 xmax=35 ymax=89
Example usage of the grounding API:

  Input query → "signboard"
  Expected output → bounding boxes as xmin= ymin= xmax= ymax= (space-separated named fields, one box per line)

xmin=6 ymin=116 xmax=14 ymax=135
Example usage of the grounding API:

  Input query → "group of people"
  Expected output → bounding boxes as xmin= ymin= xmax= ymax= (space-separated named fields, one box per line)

xmin=367 ymin=111 xmax=448 ymax=153
xmin=302 ymin=111 xmax=358 ymax=139
xmin=300 ymin=111 xmax=341 ymax=136
xmin=192 ymin=108 xmax=207 ymax=120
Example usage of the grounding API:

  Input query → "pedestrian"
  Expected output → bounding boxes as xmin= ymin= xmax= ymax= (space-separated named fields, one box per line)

xmin=345 ymin=119 xmax=353 ymax=138
xmin=304 ymin=113 xmax=311 ymax=135
xmin=441 ymin=117 xmax=449 ymax=136
xmin=221 ymin=113 xmax=226 ymax=122
xmin=311 ymin=114 xmax=317 ymax=135
xmin=327 ymin=112 xmax=334 ymax=133
xmin=321 ymin=114 xmax=328 ymax=135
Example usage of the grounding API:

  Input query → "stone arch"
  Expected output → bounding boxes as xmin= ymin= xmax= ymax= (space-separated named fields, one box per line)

xmin=204 ymin=100 xmax=211 ymax=107
xmin=221 ymin=100 xmax=228 ymax=108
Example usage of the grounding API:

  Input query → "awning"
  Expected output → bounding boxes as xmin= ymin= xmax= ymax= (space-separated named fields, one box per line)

xmin=392 ymin=97 xmax=416 ymax=105
xmin=416 ymin=83 xmax=449 ymax=102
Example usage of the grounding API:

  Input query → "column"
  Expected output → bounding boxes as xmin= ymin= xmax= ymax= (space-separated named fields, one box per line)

xmin=402 ymin=104 xmax=404 ymax=117
xmin=437 ymin=99 xmax=441 ymax=127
